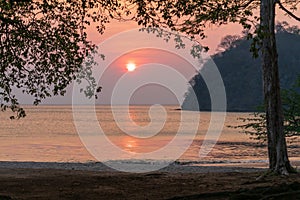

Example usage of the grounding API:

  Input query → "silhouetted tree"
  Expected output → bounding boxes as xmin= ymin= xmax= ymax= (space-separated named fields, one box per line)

xmin=0 ymin=0 xmax=120 ymax=118
xmin=217 ymin=35 xmax=242 ymax=52
xmin=1 ymin=0 xmax=300 ymax=174
xmin=127 ymin=0 xmax=299 ymax=174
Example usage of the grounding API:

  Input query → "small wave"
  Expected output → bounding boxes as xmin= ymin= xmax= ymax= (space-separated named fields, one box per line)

xmin=215 ymin=141 xmax=267 ymax=148
xmin=103 ymin=159 xmax=174 ymax=165
xmin=175 ymin=159 xmax=268 ymax=166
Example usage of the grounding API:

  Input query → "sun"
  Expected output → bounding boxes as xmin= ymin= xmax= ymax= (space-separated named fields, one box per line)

xmin=126 ymin=63 xmax=136 ymax=72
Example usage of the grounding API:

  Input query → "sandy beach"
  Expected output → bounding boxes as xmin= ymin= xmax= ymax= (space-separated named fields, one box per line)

xmin=0 ymin=162 xmax=299 ymax=200
xmin=1 ymin=107 xmax=299 ymax=199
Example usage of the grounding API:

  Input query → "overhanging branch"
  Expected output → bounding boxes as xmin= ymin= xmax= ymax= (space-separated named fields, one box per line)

xmin=277 ymin=0 xmax=300 ymax=22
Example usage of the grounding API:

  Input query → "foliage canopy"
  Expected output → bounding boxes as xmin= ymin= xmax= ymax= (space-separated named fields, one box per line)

xmin=0 ymin=0 xmax=120 ymax=118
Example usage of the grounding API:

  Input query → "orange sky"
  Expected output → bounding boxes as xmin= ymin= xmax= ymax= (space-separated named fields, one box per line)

xmin=87 ymin=7 xmax=300 ymax=54
xmin=97 ymin=49 xmax=196 ymax=104
xmin=21 ymin=6 xmax=300 ymax=105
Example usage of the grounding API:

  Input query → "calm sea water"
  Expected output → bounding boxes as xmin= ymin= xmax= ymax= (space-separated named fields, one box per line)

xmin=0 ymin=105 xmax=299 ymax=168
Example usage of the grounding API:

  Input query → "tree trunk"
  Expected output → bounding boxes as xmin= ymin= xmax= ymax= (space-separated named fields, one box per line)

xmin=260 ymin=0 xmax=294 ymax=175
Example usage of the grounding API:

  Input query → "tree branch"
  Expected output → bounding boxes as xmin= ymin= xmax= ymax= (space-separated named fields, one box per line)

xmin=241 ymin=0 xmax=255 ymax=8
xmin=277 ymin=0 xmax=300 ymax=22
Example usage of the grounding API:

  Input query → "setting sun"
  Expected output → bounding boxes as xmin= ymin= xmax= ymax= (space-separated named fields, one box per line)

xmin=126 ymin=63 xmax=136 ymax=72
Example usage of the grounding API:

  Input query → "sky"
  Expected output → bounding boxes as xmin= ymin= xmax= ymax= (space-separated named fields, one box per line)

xmin=18 ymin=7 xmax=300 ymax=105
xmin=88 ymin=8 xmax=300 ymax=54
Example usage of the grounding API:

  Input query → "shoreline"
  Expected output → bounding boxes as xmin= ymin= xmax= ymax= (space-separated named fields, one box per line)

xmin=0 ymin=161 xmax=266 ymax=173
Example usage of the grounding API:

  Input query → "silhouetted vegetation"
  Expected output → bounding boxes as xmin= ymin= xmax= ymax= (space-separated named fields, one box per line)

xmin=0 ymin=0 xmax=114 ymax=118
xmin=182 ymin=23 xmax=300 ymax=112
xmin=231 ymin=76 xmax=300 ymax=144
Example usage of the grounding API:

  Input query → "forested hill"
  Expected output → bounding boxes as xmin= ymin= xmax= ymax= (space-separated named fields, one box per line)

xmin=182 ymin=27 xmax=300 ymax=112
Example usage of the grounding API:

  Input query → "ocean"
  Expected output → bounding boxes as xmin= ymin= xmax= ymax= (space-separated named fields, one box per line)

xmin=0 ymin=105 xmax=299 ymax=169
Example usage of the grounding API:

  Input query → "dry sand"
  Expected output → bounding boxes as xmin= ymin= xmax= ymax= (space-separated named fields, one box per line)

xmin=0 ymin=162 xmax=299 ymax=200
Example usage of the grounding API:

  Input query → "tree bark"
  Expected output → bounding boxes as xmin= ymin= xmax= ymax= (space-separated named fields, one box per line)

xmin=260 ymin=0 xmax=294 ymax=175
